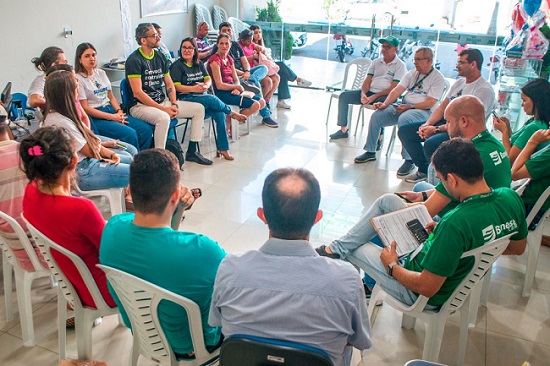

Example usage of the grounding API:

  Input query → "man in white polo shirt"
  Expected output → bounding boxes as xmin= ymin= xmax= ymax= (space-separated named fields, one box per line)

xmin=330 ymin=35 xmax=407 ymax=140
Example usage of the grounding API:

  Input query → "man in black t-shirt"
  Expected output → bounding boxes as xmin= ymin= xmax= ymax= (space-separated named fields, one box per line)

xmin=125 ymin=23 xmax=212 ymax=164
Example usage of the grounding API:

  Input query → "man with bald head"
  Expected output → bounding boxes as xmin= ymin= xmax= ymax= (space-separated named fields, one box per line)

xmin=317 ymin=96 xmax=512 ymax=263
xmin=209 ymin=168 xmax=371 ymax=366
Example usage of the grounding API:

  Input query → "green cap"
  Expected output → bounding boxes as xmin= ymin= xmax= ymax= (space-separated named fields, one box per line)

xmin=379 ymin=35 xmax=399 ymax=47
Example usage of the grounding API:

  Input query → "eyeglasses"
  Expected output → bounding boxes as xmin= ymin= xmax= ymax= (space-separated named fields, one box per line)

xmin=414 ymin=57 xmax=429 ymax=62
xmin=146 ymin=33 xmax=160 ymax=39
xmin=181 ymin=46 xmax=195 ymax=51
xmin=381 ymin=45 xmax=394 ymax=50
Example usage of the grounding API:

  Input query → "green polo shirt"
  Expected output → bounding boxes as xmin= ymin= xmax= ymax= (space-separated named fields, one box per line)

xmin=524 ymin=146 xmax=550 ymax=212
xmin=99 ymin=213 xmax=226 ymax=355
xmin=404 ymin=188 xmax=528 ymax=306
xmin=435 ymin=130 xmax=511 ymax=217
xmin=510 ymin=118 xmax=549 ymax=150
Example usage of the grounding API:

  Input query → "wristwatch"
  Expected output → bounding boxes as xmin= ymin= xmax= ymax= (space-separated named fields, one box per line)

xmin=434 ymin=126 xmax=440 ymax=133
xmin=387 ymin=262 xmax=398 ymax=277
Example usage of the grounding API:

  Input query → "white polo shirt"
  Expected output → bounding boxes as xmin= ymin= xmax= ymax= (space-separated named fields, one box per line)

xmin=368 ymin=56 xmax=407 ymax=93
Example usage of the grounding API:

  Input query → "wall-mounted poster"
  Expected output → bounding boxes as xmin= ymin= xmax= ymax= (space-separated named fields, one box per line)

xmin=141 ymin=0 xmax=188 ymax=17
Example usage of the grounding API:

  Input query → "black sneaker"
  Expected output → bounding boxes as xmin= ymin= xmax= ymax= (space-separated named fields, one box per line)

xmin=185 ymin=151 xmax=213 ymax=165
xmin=329 ymin=130 xmax=349 ymax=140
xmin=315 ymin=245 xmax=340 ymax=259
xmin=262 ymin=117 xmax=279 ymax=128
xmin=363 ymin=283 xmax=383 ymax=306
xmin=242 ymin=80 xmax=261 ymax=95
xmin=354 ymin=152 xmax=376 ymax=163
xmin=397 ymin=160 xmax=415 ymax=176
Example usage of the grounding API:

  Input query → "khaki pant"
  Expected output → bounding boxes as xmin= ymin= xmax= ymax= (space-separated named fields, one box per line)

xmin=130 ymin=100 xmax=205 ymax=148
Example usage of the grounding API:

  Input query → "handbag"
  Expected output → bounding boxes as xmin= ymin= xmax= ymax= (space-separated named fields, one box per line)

xmin=258 ymin=52 xmax=280 ymax=76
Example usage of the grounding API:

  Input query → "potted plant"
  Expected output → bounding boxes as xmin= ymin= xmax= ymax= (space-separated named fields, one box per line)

xmin=256 ymin=0 xmax=294 ymax=60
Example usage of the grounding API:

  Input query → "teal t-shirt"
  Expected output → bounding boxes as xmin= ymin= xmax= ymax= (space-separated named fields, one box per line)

xmin=404 ymin=188 xmax=528 ymax=306
xmin=524 ymin=145 xmax=550 ymax=212
xmin=510 ymin=118 xmax=549 ymax=150
xmin=99 ymin=213 xmax=226 ymax=354
xmin=435 ymin=130 xmax=511 ymax=216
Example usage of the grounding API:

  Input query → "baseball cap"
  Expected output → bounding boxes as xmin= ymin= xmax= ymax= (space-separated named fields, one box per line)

xmin=238 ymin=29 xmax=253 ymax=40
xmin=379 ymin=35 xmax=399 ymax=47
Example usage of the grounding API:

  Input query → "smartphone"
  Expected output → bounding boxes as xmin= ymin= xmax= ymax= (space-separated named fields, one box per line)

xmin=406 ymin=219 xmax=429 ymax=244
xmin=491 ymin=110 xmax=499 ymax=119
xmin=170 ymin=200 xmax=186 ymax=230
xmin=394 ymin=192 xmax=413 ymax=203
xmin=115 ymin=142 xmax=127 ymax=150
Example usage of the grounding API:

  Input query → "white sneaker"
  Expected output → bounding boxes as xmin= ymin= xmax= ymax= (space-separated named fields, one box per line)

xmin=277 ymin=100 xmax=291 ymax=109
xmin=297 ymin=78 xmax=312 ymax=87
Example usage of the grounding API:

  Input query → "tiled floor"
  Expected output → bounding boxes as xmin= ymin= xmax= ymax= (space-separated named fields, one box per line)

xmin=1 ymin=86 xmax=549 ymax=365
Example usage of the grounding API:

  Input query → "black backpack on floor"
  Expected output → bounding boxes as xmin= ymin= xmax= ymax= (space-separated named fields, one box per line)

xmin=165 ymin=139 xmax=185 ymax=169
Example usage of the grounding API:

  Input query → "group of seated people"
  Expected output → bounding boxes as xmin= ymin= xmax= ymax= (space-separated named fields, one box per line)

xmin=25 ymin=20 xmax=312 ymax=181
xmin=0 ymin=27 xmax=549 ymax=366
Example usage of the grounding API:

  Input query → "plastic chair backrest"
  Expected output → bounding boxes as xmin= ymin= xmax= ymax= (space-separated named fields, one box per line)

xmin=120 ymin=78 xmax=133 ymax=113
xmin=97 ymin=264 xmax=218 ymax=366
xmin=194 ymin=4 xmax=214 ymax=32
xmin=0 ymin=210 xmax=44 ymax=272
xmin=220 ymin=335 xmax=334 ymax=366
xmin=341 ymin=58 xmax=372 ymax=92
xmin=440 ymin=79 xmax=450 ymax=102
xmin=525 ymin=185 xmax=550 ymax=227
xmin=227 ymin=17 xmax=250 ymax=41
xmin=212 ymin=5 xmax=228 ymax=29
xmin=438 ymin=232 xmax=515 ymax=315
xmin=9 ymin=93 xmax=29 ymax=121
xmin=23 ymin=215 xmax=113 ymax=312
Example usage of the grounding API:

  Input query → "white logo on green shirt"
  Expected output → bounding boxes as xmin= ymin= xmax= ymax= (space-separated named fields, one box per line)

xmin=489 ymin=151 xmax=502 ymax=165
xmin=482 ymin=219 xmax=518 ymax=242
xmin=482 ymin=225 xmax=496 ymax=242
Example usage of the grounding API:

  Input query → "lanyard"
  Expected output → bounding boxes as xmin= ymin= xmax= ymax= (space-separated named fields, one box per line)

xmin=409 ymin=67 xmax=434 ymax=91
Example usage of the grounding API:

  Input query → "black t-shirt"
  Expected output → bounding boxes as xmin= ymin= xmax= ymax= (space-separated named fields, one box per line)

xmin=211 ymin=41 xmax=245 ymax=71
xmin=169 ymin=59 xmax=209 ymax=99
xmin=125 ymin=48 xmax=169 ymax=107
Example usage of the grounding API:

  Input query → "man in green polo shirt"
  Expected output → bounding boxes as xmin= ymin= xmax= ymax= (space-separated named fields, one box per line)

xmin=317 ymin=95 xmax=512 ymax=260
xmin=345 ymin=139 xmax=527 ymax=308
xmin=511 ymin=129 xmax=550 ymax=229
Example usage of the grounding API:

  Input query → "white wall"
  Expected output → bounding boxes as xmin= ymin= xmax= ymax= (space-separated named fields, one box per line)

xmin=0 ymin=0 xmax=231 ymax=94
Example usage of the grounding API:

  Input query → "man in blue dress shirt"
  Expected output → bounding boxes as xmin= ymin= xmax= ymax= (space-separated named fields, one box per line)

xmin=209 ymin=168 xmax=371 ymax=366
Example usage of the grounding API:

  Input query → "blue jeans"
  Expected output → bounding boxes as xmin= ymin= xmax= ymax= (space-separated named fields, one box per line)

xmin=91 ymin=105 xmax=154 ymax=151
xmin=398 ymin=120 xmax=448 ymax=174
xmin=364 ymin=106 xmax=431 ymax=160
xmin=179 ymin=94 xmax=231 ymax=151
xmin=330 ymin=193 xmax=407 ymax=259
xmin=240 ymin=65 xmax=271 ymax=119
xmin=76 ymin=158 xmax=130 ymax=191
xmin=276 ymin=61 xmax=297 ymax=100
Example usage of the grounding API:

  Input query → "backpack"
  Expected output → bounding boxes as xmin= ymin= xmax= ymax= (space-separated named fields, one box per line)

xmin=165 ymin=139 xmax=185 ymax=169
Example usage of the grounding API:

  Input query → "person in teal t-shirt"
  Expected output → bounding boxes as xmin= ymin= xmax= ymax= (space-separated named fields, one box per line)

xmin=100 ymin=149 xmax=225 ymax=357
xmin=341 ymin=139 xmax=528 ymax=308
xmin=493 ymin=78 xmax=550 ymax=164
xmin=512 ymin=129 xmax=550 ymax=229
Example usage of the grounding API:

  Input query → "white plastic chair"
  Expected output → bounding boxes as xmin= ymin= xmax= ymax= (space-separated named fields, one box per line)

xmin=325 ymin=58 xmax=372 ymax=128
xmin=212 ymin=5 xmax=228 ymax=30
xmin=385 ymin=78 xmax=451 ymax=157
xmin=97 ymin=265 xmax=220 ymax=366
xmin=23 ymin=215 xmax=119 ymax=361
xmin=0 ymin=211 xmax=52 ymax=346
xmin=521 ymin=185 xmax=550 ymax=297
xmin=74 ymin=186 xmax=125 ymax=216
xmin=227 ymin=17 xmax=250 ymax=41
xmin=366 ymin=233 xmax=515 ymax=365
xmin=194 ymin=4 xmax=214 ymax=32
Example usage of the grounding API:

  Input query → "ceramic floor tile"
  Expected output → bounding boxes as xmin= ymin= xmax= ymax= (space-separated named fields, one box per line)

xmin=486 ymin=330 xmax=550 ymax=366
xmin=485 ymin=278 xmax=550 ymax=346
xmin=0 ymin=332 xmax=59 ymax=366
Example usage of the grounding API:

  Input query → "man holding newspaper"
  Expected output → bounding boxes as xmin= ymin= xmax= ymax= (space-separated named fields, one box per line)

xmin=317 ymin=96 xmax=528 ymax=308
